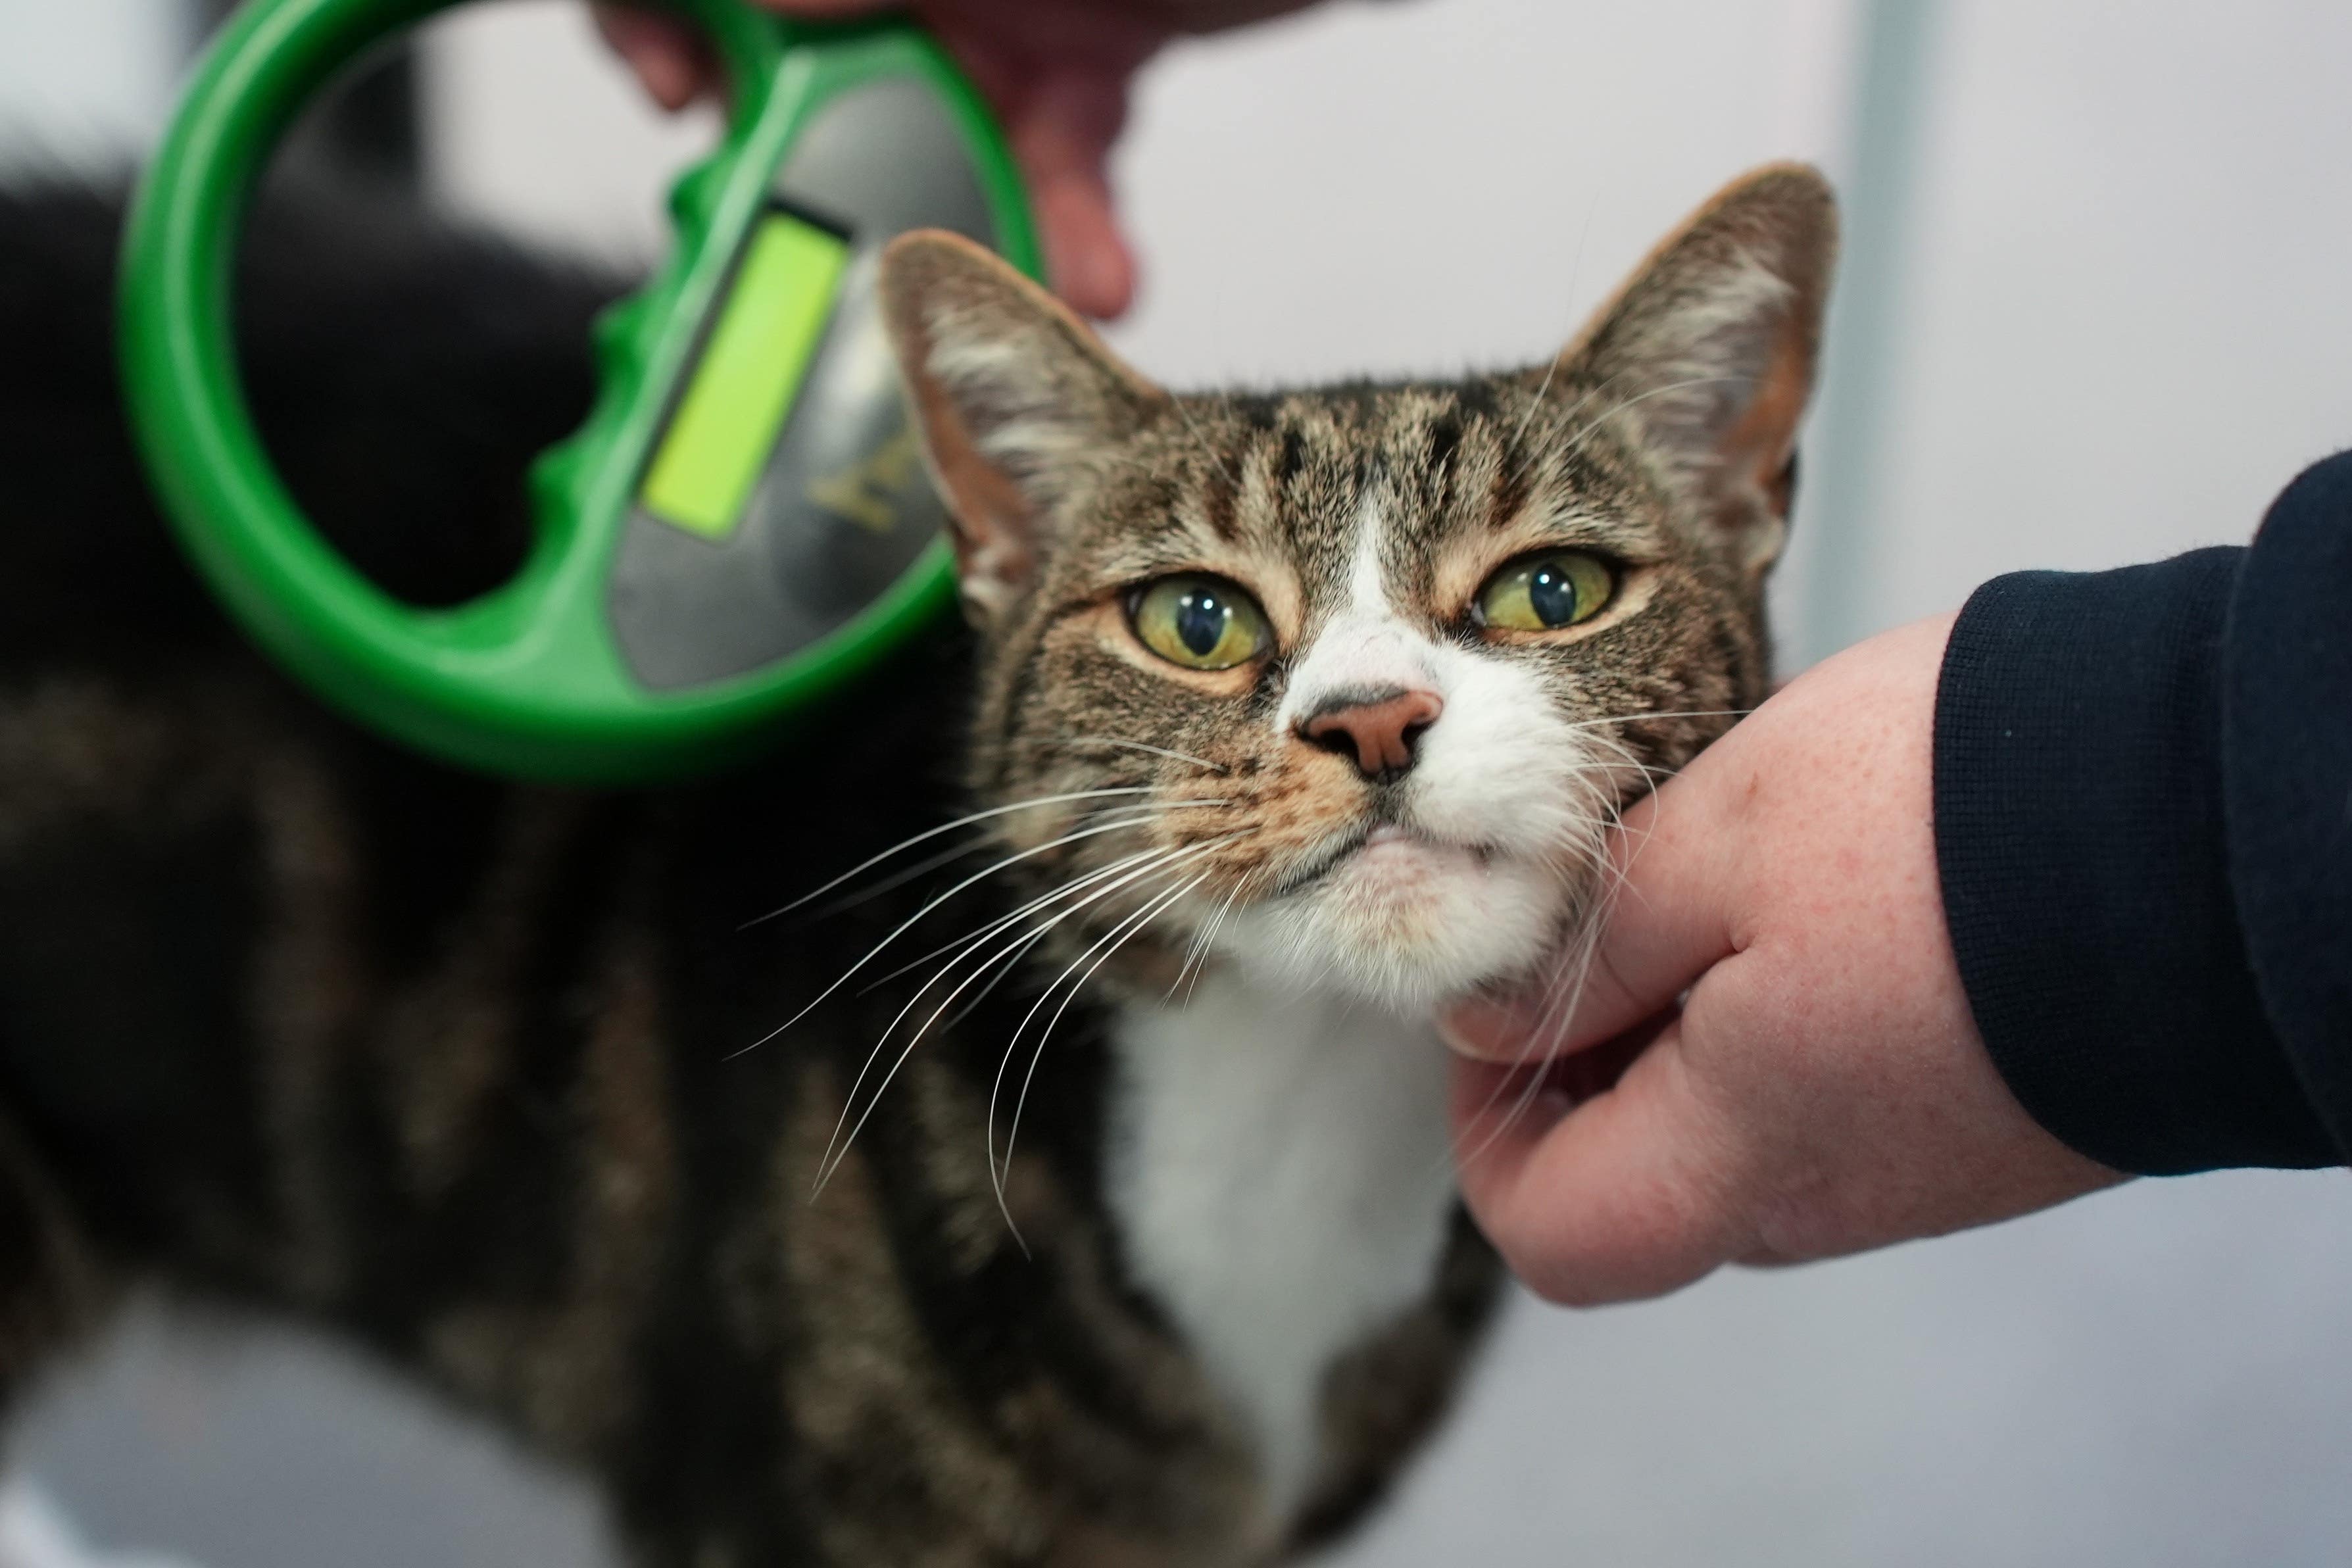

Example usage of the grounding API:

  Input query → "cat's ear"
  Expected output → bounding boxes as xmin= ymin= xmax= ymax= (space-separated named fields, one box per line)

xmin=1558 ymin=163 xmax=1837 ymax=574
xmin=879 ymin=230 xmax=1164 ymax=625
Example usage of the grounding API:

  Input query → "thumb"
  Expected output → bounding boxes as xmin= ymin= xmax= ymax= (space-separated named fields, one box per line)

xmin=1451 ymin=1020 xmax=1752 ymax=1306
xmin=1441 ymin=779 xmax=1740 ymax=1064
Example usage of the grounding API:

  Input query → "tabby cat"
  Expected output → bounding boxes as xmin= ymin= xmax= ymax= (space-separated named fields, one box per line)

xmin=0 ymin=164 xmax=1833 ymax=1564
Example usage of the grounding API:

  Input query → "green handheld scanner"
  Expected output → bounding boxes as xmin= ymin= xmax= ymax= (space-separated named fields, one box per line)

xmin=119 ymin=0 xmax=1040 ymax=782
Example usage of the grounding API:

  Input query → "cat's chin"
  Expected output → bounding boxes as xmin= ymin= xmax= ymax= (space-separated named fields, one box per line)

xmin=1215 ymin=833 xmax=1565 ymax=1014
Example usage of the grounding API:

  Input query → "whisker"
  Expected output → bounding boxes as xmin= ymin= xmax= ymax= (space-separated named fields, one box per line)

xmin=1548 ymin=780 xmax=1645 ymax=911
xmin=1020 ymin=735 xmax=1231 ymax=775
xmin=1517 ymin=362 xmax=1637 ymax=463
xmin=933 ymin=925 xmax=1049 ymax=1037
xmin=1510 ymin=351 xmax=1569 ymax=454
xmin=1442 ymin=820 xmax=1626 ymax=1181
xmin=735 ymin=809 xmax=1223 ymax=1060
xmin=1452 ymin=764 xmax=1660 ymax=1173
xmin=857 ymin=839 xmax=1181 ymax=992
xmin=1563 ymin=707 xmax=1753 ymax=731
xmin=1164 ymin=881 xmax=1224 ymax=1000
xmin=1511 ymin=918 xmax=1615 ymax=1127
xmin=993 ymin=872 xmax=1208 ymax=1252
xmin=1164 ymin=394 xmax=1249 ymax=499
xmin=1166 ymin=868 xmax=1250 ymax=1004
xmin=1566 ymin=731 xmax=1679 ymax=850
xmin=1164 ymin=906 xmax=1217 ymax=1003
xmin=1508 ymin=178 xmax=1606 ymax=453
xmin=1556 ymin=375 xmax=1753 ymax=464
xmin=800 ymin=835 xmax=991 ymax=921
xmin=1565 ymin=729 xmax=1673 ymax=806
xmin=737 ymin=786 xmax=1162 ymax=929
xmin=811 ymin=842 xmax=1205 ymax=1190
xmin=1447 ymin=905 xmax=1611 ymax=1177
xmin=983 ymin=864 xmax=1198 ymax=1205
xmin=814 ymin=836 xmax=1237 ymax=1196
xmin=1184 ymin=868 xmax=1254 ymax=1009
xmin=1004 ymin=871 xmax=1204 ymax=1164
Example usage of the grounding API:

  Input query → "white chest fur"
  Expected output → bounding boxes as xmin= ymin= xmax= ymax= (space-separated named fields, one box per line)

xmin=1105 ymin=971 xmax=1458 ymax=1520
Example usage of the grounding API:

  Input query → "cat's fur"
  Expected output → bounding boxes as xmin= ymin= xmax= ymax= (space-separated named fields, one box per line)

xmin=0 ymin=166 xmax=1832 ymax=1564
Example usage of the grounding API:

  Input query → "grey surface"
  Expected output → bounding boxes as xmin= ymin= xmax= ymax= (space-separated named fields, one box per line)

xmin=11 ymin=1306 xmax=616 ymax=1568
xmin=11 ymin=1167 xmax=2352 ymax=1568
xmin=1325 ymin=1171 xmax=2352 ymax=1568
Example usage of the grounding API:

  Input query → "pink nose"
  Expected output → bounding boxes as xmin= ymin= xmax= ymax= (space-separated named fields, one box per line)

xmin=1298 ymin=688 xmax=1444 ymax=781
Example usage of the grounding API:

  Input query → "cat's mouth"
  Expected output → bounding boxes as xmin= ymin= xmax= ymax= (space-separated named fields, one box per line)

xmin=1224 ymin=817 xmax=1566 ymax=1010
xmin=1270 ymin=823 xmax=1500 ymax=899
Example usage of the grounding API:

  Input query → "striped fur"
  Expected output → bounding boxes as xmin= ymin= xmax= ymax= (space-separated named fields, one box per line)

xmin=0 ymin=166 xmax=1834 ymax=1564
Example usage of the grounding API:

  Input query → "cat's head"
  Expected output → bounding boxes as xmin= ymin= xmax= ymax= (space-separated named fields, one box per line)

xmin=877 ymin=166 xmax=1835 ymax=1013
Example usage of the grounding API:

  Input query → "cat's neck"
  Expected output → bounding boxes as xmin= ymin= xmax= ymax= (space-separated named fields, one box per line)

xmin=1102 ymin=966 xmax=1458 ymax=1522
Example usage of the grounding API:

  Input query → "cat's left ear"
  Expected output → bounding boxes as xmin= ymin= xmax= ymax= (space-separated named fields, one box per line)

xmin=1559 ymin=163 xmax=1838 ymax=576
xmin=879 ymin=231 xmax=1164 ymax=626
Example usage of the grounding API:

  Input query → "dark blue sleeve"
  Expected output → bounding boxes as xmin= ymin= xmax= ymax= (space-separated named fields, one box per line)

xmin=1931 ymin=451 xmax=2352 ymax=1174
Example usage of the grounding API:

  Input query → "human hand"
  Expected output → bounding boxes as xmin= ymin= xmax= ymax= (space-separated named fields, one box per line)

xmin=593 ymin=0 xmax=1319 ymax=319
xmin=1444 ymin=613 xmax=2123 ymax=1308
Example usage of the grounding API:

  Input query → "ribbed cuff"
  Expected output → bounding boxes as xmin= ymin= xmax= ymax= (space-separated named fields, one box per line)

xmin=2222 ymin=451 xmax=2352 ymax=1164
xmin=1933 ymin=551 xmax=2337 ymax=1174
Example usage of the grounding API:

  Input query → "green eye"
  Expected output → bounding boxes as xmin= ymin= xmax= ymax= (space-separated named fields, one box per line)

xmin=1129 ymin=575 xmax=1270 ymax=670
xmin=1475 ymin=550 xmax=1616 ymax=632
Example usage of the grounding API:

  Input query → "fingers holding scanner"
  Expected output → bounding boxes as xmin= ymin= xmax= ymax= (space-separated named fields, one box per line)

xmin=593 ymin=0 xmax=1154 ymax=319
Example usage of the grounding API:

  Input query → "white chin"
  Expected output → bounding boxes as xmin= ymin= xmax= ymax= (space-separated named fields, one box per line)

xmin=1218 ymin=837 xmax=1564 ymax=1014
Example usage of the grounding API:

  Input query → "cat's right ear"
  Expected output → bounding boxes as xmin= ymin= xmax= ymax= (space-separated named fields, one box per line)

xmin=1553 ymin=163 xmax=1838 ymax=577
xmin=879 ymin=232 xmax=1164 ymax=626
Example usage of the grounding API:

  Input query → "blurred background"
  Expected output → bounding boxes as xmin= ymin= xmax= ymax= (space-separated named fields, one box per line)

xmin=5 ymin=1 xmax=2352 ymax=1564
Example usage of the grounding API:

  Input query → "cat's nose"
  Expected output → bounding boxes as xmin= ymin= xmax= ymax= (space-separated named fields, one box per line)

xmin=1296 ymin=687 xmax=1444 ymax=782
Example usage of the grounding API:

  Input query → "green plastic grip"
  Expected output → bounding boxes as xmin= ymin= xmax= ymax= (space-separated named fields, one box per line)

xmin=119 ymin=0 xmax=1039 ymax=781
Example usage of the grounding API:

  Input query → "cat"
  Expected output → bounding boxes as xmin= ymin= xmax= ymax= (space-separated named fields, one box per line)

xmin=0 ymin=163 xmax=1832 ymax=1565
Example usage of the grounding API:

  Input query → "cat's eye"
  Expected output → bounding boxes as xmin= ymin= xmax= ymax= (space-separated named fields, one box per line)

xmin=1127 ymin=574 xmax=1271 ymax=671
xmin=1473 ymin=549 xmax=1617 ymax=633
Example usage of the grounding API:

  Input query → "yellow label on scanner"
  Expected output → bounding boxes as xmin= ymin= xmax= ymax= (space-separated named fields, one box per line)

xmin=641 ymin=211 xmax=850 ymax=540
xmin=806 ymin=426 xmax=923 ymax=534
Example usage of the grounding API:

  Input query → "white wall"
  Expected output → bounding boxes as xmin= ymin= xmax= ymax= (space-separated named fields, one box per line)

xmin=0 ymin=0 xmax=184 ymax=167
xmin=421 ymin=0 xmax=1852 ymax=364
xmin=1104 ymin=0 xmax=1834 ymax=383
xmin=422 ymin=0 xmax=718 ymax=260
xmin=1867 ymin=1 xmax=2352 ymax=630
xmin=6 ymin=5 xmax=2352 ymax=1567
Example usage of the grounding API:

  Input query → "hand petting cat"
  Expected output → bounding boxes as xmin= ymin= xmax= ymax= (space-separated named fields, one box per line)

xmin=595 ymin=0 xmax=1321 ymax=319
xmin=1441 ymin=614 xmax=2122 ymax=1308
